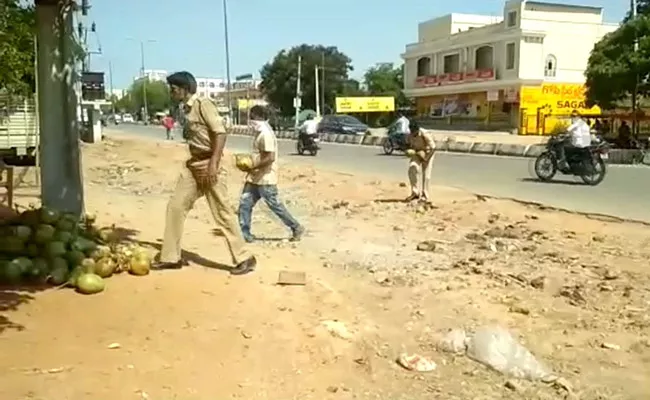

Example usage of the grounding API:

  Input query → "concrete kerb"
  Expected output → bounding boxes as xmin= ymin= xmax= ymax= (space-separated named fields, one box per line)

xmin=228 ymin=126 xmax=643 ymax=165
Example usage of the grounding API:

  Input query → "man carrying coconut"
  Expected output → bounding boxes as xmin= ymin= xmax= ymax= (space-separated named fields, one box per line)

xmin=237 ymin=105 xmax=304 ymax=243
xmin=154 ymin=71 xmax=257 ymax=275
xmin=405 ymin=120 xmax=436 ymax=202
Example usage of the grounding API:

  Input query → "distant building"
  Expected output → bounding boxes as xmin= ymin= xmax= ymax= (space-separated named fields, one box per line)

xmin=217 ymin=78 xmax=264 ymax=108
xmin=133 ymin=69 xmax=168 ymax=82
xmin=401 ymin=0 xmax=617 ymax=134
xmin=108 ymin=88 xmax=126 ymax=100
xmin=196 ymin=77 xmax=227 ymax=99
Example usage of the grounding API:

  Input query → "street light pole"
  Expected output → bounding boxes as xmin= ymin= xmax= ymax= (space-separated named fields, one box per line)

xmin=223 ymin=0 xmax=233 ymax=122
xmin=321 ymin=52 xmax=325 ymax=114
xmin=139 ymin=41 xmax=149 ymax=124
xmin=631 ymin=0 xmax=639 ymax=136
xmin=108 ymin=60 xmax=115 ymax=116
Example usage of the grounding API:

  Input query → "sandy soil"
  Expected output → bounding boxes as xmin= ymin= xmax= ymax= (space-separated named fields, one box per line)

xmin=1 ymin=134 xmax=649 ymax=400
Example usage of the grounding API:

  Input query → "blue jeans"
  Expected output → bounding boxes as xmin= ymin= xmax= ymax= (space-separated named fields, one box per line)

xmin=238 ymin=183 xmax=301 ymax=239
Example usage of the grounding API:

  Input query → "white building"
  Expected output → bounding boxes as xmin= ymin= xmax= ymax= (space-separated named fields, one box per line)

xmin=133 ymin=69 xmax=168 ymax=82
xmin=196 ymin=77 xmax=227 ymax=99
xmin=401 ymin=0 xmax=617 ymax=133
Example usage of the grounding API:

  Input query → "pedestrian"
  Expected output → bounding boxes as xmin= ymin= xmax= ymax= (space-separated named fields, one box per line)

xmin=162 ymin=113 xmax=175 ymax=140
xmin=153 ymin=71 xmax=256 ymax=275
xmin=405 ymin=120 xmax=436 ymax=202
xmin=237 ymin=105 xmax=305 ymax=243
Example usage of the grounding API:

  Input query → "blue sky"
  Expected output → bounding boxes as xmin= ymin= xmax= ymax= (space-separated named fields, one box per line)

xmin=86 ymin=0 xmax=627 ymax=90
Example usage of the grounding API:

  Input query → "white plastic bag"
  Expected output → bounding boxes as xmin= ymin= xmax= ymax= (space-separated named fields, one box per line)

xmin=466 ymin=326 xmax=555 ymax=381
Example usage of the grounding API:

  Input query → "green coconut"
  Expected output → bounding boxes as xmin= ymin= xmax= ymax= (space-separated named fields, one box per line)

xmin=2 ymin=259 xmax=23 ymax=284
xmin=1 ymin=236 xmax=26 ymax=255
xmin=128 ymin=255 xmax=151 ymax=276
xmin=34 ymin=224 xmax=56 ymax=244
xmin=49 ymin=257 xmax=68 ymax=272
xmin=66 ymin=250 xmax=86 ymax=267
xmin=94 ymin=257 xmax=116 ymax=278
xmin=75 ymin=273 xmax=105 ymax=294
xmin=12 ymin=225 xmax=32 ymax=242
xmin=70 ymin=237 xmax=98 ymax=254
xmin=25 ymin=243 xmax=40 ymax=258
xmin=80 ymin=258 xmax=96 ymax=274
xmin=45 ymin=241 xmax=67 ymax=258
xmin=67 ymin=266 xmax=84 ymax=287
xmin=48 ymin=266 xmax=69 ymax=285
xmin=89 ymin=245 xmax=112 ymax=260
xmin=56 ymin=217 xmax=77 ymax=233
xmin=30 ymin=258 xmax=49 ymax=282
xmin=39 ymin=207 xmax=61 ymax=225
xmin=53 ymin=230 xmax=74 ymax=244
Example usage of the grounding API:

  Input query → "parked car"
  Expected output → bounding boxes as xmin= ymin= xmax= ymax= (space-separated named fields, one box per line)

xmin=317 ymin=114 xmax=369 ymax=135
xmin=122 ymin=113 xmax=134 ymax=123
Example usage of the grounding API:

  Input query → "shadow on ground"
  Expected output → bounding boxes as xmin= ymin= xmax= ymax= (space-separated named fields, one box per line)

xmin=0 ymin=285 xmax=47 ymax=336
xmin=519 ymin=177 xmax=584 ymax=186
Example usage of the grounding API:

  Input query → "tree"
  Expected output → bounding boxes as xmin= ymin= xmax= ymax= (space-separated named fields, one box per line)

xmin=363 ymin=63 xmax=408 ymax=108
xmin=260 ymin=44 xmax=354 ymax=115
xmin=0 ymin=1 xmax=35 ymax=95
xmin=584 ymin=16 xmax=650 ymax=109
xmin=120 ymin=79 xmax=171 ymax=115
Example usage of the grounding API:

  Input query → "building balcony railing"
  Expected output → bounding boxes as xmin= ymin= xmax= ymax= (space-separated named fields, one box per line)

xmin=412 ymin=68 xmax=495 ymax=89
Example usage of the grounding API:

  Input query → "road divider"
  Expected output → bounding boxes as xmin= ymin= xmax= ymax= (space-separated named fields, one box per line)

xmin=229 ymin=126 xmax=647 ymax=165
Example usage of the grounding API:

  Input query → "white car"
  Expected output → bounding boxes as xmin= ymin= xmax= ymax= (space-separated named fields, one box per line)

xmin=122 ymin=113 xmax=134 ymax=123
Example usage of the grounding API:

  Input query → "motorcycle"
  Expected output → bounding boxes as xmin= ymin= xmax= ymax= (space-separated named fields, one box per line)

xmin=296 ymin=127 xmax=320 ymax=156
xmin=534 ymin=133 xmax=610 ymax=186
xmin=382 ymin=124 xmax=410 ymax=155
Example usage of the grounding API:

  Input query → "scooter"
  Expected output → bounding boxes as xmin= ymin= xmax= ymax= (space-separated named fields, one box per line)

xmin=382 ymin=123 xmax=409 ymax=155
xmin=296 ymin=128 xmax=320 ymax=156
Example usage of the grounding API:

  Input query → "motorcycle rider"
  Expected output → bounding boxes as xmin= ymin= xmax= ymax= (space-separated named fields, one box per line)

xmin=395 ymin=111 xmax=410 ymax=135
xmin=299 ymin=114 xmax=319 ymax=147
xmin=558 ymin=110 xmax=591 ymax=169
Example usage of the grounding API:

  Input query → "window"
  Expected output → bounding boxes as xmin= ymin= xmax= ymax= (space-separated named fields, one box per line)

xmin=475 ymin=46 xmax=494 ymax=70
xmin=505 ymin=43 xmax=516 ymax=70
xmin=443 ymin=53 xmax=460 ymax=73
xmin=416 ymin=57 xmax=431 ymax=76
xmin=198 ymin=81 xmax=205 ymax=87
xmin=209 ymin=82 xmax=215 ymax=88
xmin=219 ymin=82 xmax=225 ymax=88
xmin=507 ymin=11 xmax=517 ymax=27
xmin=544 ymin=54 xmax=557 ymax=77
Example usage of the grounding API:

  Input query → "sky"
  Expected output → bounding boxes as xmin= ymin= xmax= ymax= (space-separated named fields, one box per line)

xmin=86 ymin=0 xmax=628 ymax=90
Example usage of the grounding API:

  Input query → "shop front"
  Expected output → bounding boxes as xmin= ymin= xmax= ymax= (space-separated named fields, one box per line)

xmin=519 ymin=83 xmax=601 ymax=135
xmin=415 ymin=87 xmax=520 ymax=130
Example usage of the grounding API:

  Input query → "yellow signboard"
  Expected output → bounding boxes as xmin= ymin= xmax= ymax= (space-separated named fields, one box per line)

xmin=520 ymin=83 xmax=601 ymax=135
xmin=520 ymin=83 xmax=600 ymax=115
xmin=237 ymin=99 xmax=266 ymax=109
xmin=335 ymin=96 xmax=395 ymax=113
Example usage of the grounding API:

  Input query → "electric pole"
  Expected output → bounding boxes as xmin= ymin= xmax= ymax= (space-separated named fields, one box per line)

xmin=140 ymin=41 xmax=149 ymax=124
xmin=108 ymin=61 xmax=115 ymax=116
xmin=294 ymin=56 xmax=302 ymax=129
xmin=314 ymin=65 xmax=320 ymax=117
xmin=631 ymin=0 xmax=639 ymax=136
xmin=321 ymin=52 xmax=325 ymax=114
xmin=223 ymin=0 xmax=233 ymax=122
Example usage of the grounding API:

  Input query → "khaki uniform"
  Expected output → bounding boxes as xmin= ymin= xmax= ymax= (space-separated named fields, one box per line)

xmin=160 ymin=94 xmax=251 ymax=265
xmin=407 ymin=130 xmax=436 ymax=198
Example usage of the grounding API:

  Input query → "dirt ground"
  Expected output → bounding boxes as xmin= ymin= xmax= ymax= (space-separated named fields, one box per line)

xmin=1 ymin=134 xmax=649 ymax=400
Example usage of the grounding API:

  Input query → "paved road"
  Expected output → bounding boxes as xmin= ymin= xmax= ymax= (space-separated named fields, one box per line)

xmin=108 ymin=124 xmax=650 ymax=222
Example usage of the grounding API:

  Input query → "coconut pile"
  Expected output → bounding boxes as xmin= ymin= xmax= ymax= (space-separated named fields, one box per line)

xmin=0 ymin=206 xmax=151 ymax=295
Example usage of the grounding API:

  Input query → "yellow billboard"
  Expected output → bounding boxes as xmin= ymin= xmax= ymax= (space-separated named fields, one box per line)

xmin=520 ymin=83 xmax=601 ymax=135
xmin=237 ymin=99 xmax=266 ymax=109
xmin=335 ymin=96 xmax=395 ymax=113
xmin=520 ymin=83 xmax=600 ymax=115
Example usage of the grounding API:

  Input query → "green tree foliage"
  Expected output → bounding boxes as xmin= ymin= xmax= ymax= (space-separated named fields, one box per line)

xmin=0 ymin=0 xmax=35 ymax=95
xmin=585 ymin=16 xmax=650 ymax=109
xmin=260 ymin=44 xmax=354 ymax=115
xmin=363 ymin=63 xmax=408 ymax=107
xmin=117 ymin=79 xmax=170 ymax=115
